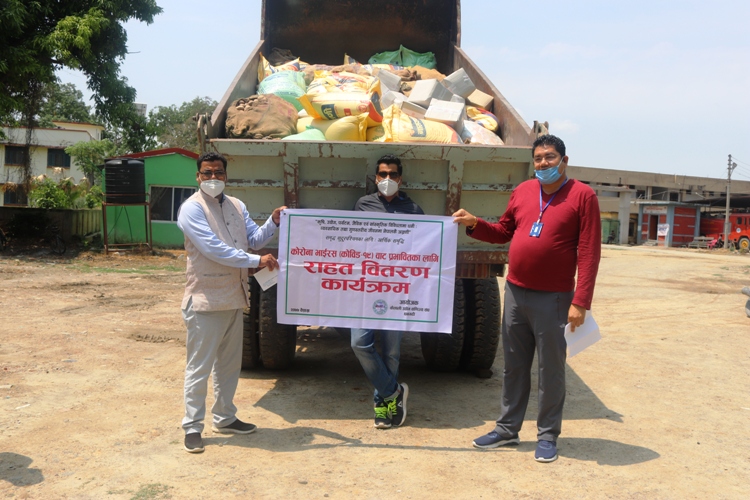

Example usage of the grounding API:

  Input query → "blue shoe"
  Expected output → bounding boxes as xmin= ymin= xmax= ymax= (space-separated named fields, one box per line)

xmin=534 ymin=440 xmax=558 ymax=462
xmin=472 ymin=431 xmax=520 ymax=449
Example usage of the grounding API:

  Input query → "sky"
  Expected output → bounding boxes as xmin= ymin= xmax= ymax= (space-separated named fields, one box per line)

xmin=59 ymin=0 xmax=750 ymax=180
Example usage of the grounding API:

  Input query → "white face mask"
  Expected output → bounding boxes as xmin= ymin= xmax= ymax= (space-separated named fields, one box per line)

xmin=200 ymin=180 xmax=225 ymax=198
xmin=377 ymin=178 xmax=399 ymax=197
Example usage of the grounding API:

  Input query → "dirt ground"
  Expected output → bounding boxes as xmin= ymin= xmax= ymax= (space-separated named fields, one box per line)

xmin=0 ymin=244 xmax=749 ymax=499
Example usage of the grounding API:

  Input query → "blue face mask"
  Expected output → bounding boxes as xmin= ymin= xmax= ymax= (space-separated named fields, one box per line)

xmin=535 ymin=159 xmax=565 ymax=185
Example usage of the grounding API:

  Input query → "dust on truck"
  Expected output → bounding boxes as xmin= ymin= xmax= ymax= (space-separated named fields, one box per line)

xmin=196 ymin=0 xmax=547 ymax=374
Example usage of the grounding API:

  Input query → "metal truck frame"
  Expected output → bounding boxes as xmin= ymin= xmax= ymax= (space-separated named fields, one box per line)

xmin=197 ymin=0 xmax=546 ymax=375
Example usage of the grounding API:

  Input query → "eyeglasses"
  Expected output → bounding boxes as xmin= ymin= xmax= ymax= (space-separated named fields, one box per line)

xmin=533 ymin=154 xmax=560 ymax=165
xmin=376 ymin=171 xmax=401 ymax=179
xmin=199 ymin=170 xmax=226 ymax=179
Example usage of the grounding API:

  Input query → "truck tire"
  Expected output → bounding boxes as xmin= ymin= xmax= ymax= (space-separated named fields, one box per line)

xmin=420 ymin=278 xmax=466 ymax=372
xmin=241 ymin=279 xmax=261 ymax=370
xmin=739 ymin=237 xmax=750 ymax=251
xmin=460 ymin=278 xmax=501 ymax=375
xmin=259 ymin=284 xmax=297 ymax=369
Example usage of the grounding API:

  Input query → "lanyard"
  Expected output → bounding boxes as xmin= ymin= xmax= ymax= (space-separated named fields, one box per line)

xmin=537 ymin=178 xmax=568 ymax=223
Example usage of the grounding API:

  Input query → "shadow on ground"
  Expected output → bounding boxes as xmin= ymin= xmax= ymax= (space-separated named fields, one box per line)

xmin=243 ymin=328 xmax=623 ymax=429
xmin=0 ymin=452 xmax=44 ymax=487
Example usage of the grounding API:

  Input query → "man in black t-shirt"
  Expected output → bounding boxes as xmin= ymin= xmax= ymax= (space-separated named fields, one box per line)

xmin=352 ymin=154 xmax=423 ymax=429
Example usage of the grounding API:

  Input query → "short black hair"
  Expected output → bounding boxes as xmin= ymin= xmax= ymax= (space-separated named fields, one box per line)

xmin=376 ymin=154 xmax=402 ymax=176
xmin=532 ymin=134 xmax=566 ymax=158
xmin=197 ymin=151 xmax=227 ymax=171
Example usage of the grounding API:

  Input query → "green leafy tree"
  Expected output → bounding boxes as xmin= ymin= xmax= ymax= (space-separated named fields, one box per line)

xmin=65 ymin=139 xmax=119 ymax=184
xmin=0 ymin=1 xmax=162 ymax=128
xmin=38 ymin=82 xmax=95 ymax=126
xmin=149 ymin=97 xmax=217 ymax=152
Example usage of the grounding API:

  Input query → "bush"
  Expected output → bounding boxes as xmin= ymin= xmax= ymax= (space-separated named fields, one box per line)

xmin=28 ymin=178 xmax=68 ymax=209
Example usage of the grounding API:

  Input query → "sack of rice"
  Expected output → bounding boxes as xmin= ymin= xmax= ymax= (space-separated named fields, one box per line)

xmin=366 ymin=125 xmax=387 ymax=142
xmin=282 ymin=127 xmax=327 ymax=141
xmin=298 ymin=90 xmax=383 ymax=124
xmin=381 ymin=105 xmax=461 ymax=144
xmin=466 ymin=106 xmax=500 ymax=132
xmin=225 ymin=94 xmax=298 ymax=139
xmin=257 ymin=71 xmax=307 ymax=111
xmin=296 ymin=115 xmax=368 ymax=142
xmin=460 ymin=121 xmax=504 ymax=145
xmin=258 ymin=53 xmax=301 ymax=83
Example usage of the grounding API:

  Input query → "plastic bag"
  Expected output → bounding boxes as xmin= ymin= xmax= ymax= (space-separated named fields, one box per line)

xmin=399 ymin=45 xmax=437 ymax=69
xmin=381 ymin=105 xmax=461 ymax=144
xmin=368 ymin=48 xmax=402 ymax=65
xmin=466 ymin=106 xmax=500 ymax=132
xmin=368 ymin=45 xmax=437 ymax=70
xmin=257 ymin=71 xmax=307 ymax=111
xmin=460 ymin=121 xmax=504 ymax=145
xmin=282 ymin=127 xmax=327 ymax=141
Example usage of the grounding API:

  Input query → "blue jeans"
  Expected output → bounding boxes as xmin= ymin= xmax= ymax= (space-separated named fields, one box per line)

xmin=350 ymin=328 xmax=403 ymax=404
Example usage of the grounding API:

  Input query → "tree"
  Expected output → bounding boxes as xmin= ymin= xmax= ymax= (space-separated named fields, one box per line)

xmin=0 ymin=1 xmax=162 ymax=128
xmin=149 ymin=97 xmax=217 ymax=152
xmin=38 ymin=82 xmax=95 ymax=126
xmin=65 ymin=139 xmax=119 ymax=184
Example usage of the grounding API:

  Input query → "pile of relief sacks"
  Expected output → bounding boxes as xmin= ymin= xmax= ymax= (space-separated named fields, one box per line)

xmin=224 ymin=46 xmax=504 ymax=146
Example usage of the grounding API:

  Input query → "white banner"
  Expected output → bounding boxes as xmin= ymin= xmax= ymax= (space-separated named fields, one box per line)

xmin=277 ymin=209 xmax=457 ymax=333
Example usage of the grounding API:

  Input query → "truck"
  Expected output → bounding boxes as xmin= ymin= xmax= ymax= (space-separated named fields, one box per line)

xmin=700 ymin=212 xmax=750 ymax=250
xmin=196 ymin=0 xmax=547 ymax=375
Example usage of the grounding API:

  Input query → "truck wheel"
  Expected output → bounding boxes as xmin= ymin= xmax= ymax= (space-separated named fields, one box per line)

xmin=739 ymin=237 xmax=750 ymax=251
xmin=460 ymin=278 xmax=501 ymax=375
xmin=259 ymin=284 xmax=297 ymax=369
xmin=420 ymin=279 xmax=466 ymax=372
xmin=241 ymin=279 xmax=261 ymax=370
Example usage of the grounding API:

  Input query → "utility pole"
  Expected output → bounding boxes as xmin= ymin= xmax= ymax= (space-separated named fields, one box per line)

xmin=724 ymin=154 xmax=738 ymax=249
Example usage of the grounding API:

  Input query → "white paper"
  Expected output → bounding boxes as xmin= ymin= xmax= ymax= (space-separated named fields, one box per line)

xmin=254 ymin=266 xmax=278 ymax=291
xmin=564 ymin=310 xmax=601 ymax=357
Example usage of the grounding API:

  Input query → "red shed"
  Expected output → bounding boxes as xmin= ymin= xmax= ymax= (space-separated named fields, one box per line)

xmin=637 ymin=201 xmax=700 ymax=247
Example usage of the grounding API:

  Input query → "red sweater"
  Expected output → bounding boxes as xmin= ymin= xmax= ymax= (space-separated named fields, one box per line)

xmin=469 ymin=178 xmax=601 ymax=309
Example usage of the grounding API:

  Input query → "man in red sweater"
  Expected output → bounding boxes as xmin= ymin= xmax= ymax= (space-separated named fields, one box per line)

xmin=453 ymin=134 xmax=601 ymax=463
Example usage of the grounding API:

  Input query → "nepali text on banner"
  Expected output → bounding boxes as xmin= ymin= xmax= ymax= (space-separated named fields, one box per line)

xmin=277 ymin=209 xmax=457 ymax=333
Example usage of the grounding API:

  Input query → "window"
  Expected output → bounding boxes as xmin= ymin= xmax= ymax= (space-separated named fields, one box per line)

xmin=3 ymin=185 xmax=28 ymax=206
xmin=4 ymin=146 xmax=28 ymax=166
xmin=150 ymin=186 xmax=196 ymax=222
xmin=669 ymin=192 xmax=679 ymax=202
xmin=47 ymin=149 xmax=71 ymax=168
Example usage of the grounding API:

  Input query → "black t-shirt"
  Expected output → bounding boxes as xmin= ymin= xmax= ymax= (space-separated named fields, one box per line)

xmin=353 ymin=192 xmax=424 ymax=215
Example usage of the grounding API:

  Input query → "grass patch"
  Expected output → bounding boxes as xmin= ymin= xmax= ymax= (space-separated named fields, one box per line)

xmin=68 ymin=263 xmax=183 ymax=274
xmin=131 ymin=483 xmax=172 ymax=500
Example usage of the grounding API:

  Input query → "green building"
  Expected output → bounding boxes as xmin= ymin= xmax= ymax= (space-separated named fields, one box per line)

xmin=103 ymin=148 xmax=198 ymax=248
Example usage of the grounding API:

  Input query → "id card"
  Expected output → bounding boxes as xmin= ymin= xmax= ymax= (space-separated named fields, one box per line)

xmin=529 ymin=221 xmax=543 ymax=238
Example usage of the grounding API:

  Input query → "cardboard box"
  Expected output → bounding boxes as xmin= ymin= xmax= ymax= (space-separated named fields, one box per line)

xmin=466 ymin=89 xmax=494 ymax=111
xmin=399 ymin=100 xmax=427 ymax=120
xmin=407 ymin=79 xmax=453 ymax=108
xmin=450 ymin=94 xmax=465 ymax=104
xmin=424 ymin=98 xmax=466 ymax=134
xmin=377 ymin=70 xmax=402 ymax=93
xmin=381 ymin=90 xmax=406 ymax=109
xmin=441 ymin=68 xmax=476 ymax=98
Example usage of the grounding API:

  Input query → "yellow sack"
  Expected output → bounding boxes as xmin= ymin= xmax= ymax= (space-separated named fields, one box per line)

xmin=466 ymin=106 xmax=500 ymax=132
xmin=366 ymin=125 xmax=387 ymax=142
xmin=296 ymin=115 xmax=368 ymax=142
xmin=381 ymin=105 xmax=461 ymax=144
xmin=258 ymin=54 xmax=301 ymax=83
xmin=308 ymin=71 xmax=378 ymax=94
xmin=298 ymin=88 xmax=383 ymax=123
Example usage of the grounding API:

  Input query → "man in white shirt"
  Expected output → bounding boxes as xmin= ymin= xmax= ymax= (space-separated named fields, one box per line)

xmin=177 ymin=151 xmax=285 ymax=453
